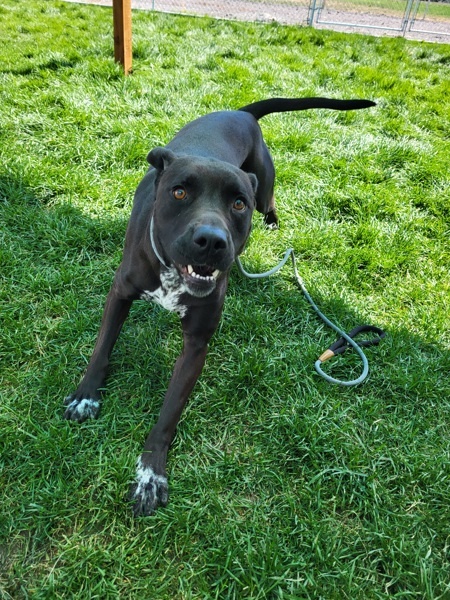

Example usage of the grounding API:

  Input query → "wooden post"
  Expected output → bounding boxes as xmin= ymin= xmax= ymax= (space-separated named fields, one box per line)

xmin=113 ymin=0 xmax=132 ymax=74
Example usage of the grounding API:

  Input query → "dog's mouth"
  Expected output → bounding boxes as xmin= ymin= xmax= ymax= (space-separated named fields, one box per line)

xmin=181 ymin=264 xmax=221 ymax=281
xmin=177 ymin=264 xmax=222 ymax=297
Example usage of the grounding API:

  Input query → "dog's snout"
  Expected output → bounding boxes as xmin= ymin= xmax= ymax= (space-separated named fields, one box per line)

xmin=193 ymin=225 xmax=228 ymax=253
xmin=174 ymin=222 xmax=232 ymax=269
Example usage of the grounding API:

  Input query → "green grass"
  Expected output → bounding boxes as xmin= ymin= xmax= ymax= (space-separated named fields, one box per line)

xmin=1 ymin=0 xmax=449 ymax=598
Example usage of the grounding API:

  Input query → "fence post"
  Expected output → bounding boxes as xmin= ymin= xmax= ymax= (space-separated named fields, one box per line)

xmin=113 ymin=0 xmax=132 ymax=74
xmin=307 ymin=0 xmax=318 ymax=25
xmin=401 ymin=0 xmax=416 ymax=33
xmin=407 ymin=0 xmax=422 ymax=32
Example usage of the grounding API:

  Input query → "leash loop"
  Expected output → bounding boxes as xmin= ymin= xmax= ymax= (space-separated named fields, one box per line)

xmin=236 ymin=250 xmax=385 ymax=387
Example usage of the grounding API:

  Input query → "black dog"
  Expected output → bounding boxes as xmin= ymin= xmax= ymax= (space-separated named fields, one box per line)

xmin=64 ymin=97 xmax=375 ymax=516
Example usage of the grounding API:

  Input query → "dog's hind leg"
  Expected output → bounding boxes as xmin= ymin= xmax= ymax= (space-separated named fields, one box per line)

xmin=243 ymin=139 xmax=279 ymax=228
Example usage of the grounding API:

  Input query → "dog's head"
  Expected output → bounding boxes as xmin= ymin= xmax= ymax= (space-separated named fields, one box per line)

xmin=148 ymin=147 xmax=257 ymax=298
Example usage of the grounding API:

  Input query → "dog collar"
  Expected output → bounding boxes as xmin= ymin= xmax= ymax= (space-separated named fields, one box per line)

xmin=150 ymin=217 xmax=170 ymax=269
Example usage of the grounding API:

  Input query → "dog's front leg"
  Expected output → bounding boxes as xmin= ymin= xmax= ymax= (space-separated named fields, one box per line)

xmin=130 ymin=299 xmax=224 ymax=517
xmin=130 ymin=335 xmax=207 ymax=516
xmin=64 ymin=283 xmax=133 ymax=422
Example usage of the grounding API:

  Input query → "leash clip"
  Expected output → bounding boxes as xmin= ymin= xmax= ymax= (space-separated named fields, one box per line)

xmin=315 ymin=324 xmax=386 ymax=386
xmin=318 ymin=325 xmax=386 ymax=363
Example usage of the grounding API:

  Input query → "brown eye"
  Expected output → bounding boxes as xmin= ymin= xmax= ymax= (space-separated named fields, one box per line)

xmin=233 ymin=198 xmax=246 ymax=211
xmin=172 ymin=186 xmax=187 ymax=200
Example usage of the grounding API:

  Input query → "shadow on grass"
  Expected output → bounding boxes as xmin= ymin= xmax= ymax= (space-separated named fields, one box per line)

xmin=1 ymin=173 xmax=449 ymax=597
xmin=2 ymin=166 xmax=448 ymax=450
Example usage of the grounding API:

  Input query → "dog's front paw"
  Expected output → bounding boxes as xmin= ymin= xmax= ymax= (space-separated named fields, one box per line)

xmin=129 ymin=460 xmax=169 ymax=517
xmin=63 ymin=396 xmax=100 ymax=422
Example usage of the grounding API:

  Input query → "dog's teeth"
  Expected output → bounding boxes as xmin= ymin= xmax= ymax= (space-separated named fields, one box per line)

xmin=186 ymin=266 xmax=219 ymax=281
xmin=191 ymin=272 xmax=213 ymax=281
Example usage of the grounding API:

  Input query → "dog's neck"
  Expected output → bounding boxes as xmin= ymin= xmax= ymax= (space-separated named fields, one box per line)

xmin=150 ymin=217 xmax=170 ymax=269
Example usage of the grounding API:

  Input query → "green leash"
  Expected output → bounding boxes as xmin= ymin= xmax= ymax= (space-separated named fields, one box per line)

xmin=236 ymin=249 xmax=385 ymax=386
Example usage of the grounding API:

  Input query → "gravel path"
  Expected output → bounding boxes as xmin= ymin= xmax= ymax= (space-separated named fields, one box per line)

xmin=66 ymin=0 xmax=450 ymax=43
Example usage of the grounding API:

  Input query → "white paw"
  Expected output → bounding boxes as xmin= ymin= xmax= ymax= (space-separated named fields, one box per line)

xmin=130 ymin=459 xmax=169 ymax=516
xmin=64 ymin=397 xmax=100 ymax=422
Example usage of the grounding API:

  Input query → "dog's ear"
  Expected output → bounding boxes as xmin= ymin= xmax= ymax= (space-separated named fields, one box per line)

xmin=247 ymin=172 xmax=258 ymax=195
xmin=147 ymin=147 xmax=176 ymax=171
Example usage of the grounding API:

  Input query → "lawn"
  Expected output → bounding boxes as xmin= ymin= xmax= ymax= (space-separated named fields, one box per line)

xmin=1 ymin=0 xmax=449 ymax=598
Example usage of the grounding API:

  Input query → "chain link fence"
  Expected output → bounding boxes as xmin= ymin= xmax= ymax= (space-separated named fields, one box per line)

xmin=69 ymin=0 xmax=450 ymax=41
xmin=134 ymin=0 xmax=312 ymax=25
xmin=312 ymin=0 xmax=450 ymax=38
xmin=409 ymin=0 xmax=450 ymax=35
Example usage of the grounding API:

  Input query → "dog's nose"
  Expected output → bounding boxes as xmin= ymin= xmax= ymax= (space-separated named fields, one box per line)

xmin=192 ymin=225 xmax=228 ymax=254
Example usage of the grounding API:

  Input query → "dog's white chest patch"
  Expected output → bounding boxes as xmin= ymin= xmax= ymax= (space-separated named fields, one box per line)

xmin=141 ymin=267 xmax=188 ymax=318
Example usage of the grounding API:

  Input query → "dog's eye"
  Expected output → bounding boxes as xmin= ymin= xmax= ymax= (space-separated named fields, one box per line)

xmin=233 ymin=198 xmax=246 ymax=211
xmin=172 ymin=186 xmax=187 ymax=200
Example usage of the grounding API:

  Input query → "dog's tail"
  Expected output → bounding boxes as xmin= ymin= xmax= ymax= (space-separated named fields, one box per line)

xmin=238 ymin=97 xmax=376 ymax=120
